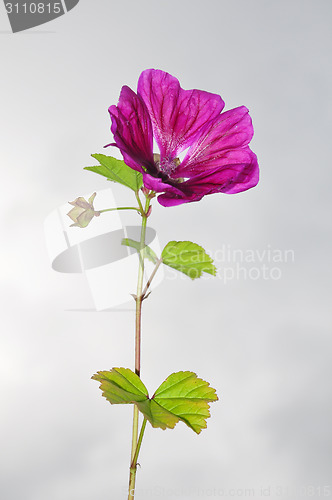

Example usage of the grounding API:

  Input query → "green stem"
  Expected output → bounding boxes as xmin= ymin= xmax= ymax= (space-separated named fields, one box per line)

xmin=135 ymin=197 xmax=150 ymax=377
xmin=99 ymin=206 xmax=140 ymax=213
xmin=142 ymin=258 xmax=163 ymax=298
xmin=135 ymin=191 xmax=145 ymax=215
xmin=133 ymin=418 xmax=147 ymax=465
xmin=128 ymin=418 xmax=147 ymax=499
xmin=128 ymin=193 xmax=151 ymax=500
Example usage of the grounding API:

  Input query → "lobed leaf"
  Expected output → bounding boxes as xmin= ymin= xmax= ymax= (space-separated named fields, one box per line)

xmin=85 ymin=154 xmax=143 ymax=191
xmin=92 ymin=368 xmax=218 ymax=434
xmin=153 ymin=371 xmax=218 ymax=433
xmin=161 ymin=241 xmax=216 ymax=279
xmin=92 ymin=367 xmax=148 ymax=404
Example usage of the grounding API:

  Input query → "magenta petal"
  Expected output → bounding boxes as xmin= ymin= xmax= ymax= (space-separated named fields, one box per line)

xmin=157 ymin=191 xmax=203 ymax=207
xmin=184 ymin=149 xmax=259 ymax=195
xmin=222 ymin=152 xmax=259 ymax=194
xmin=177 ymin=106 xmax=254 ymax=177
xmin=108 ymin=86 xmax=155 ymax=173
xmin=157 ymin=150 xmax=259 ymax=207
xmin=137 ymin=69 xmax=225 ymax=158
xmin=142 ymin=172 xmax=184 ymax=196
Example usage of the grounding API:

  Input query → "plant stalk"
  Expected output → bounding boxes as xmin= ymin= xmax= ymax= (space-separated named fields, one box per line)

xmin=99 ymin=206 xmax=141 ymax=213
xmin=142 ymin=258 xmax=162 ymax=298
xmin=127 ymin=194 xmax=151 ymax=500
xmin=128 ymin=418 xmax=147 ymax=498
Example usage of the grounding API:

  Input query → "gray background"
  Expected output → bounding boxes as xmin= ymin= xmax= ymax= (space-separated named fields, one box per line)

xmin=0 ymin=1 xmax=331 ymax=499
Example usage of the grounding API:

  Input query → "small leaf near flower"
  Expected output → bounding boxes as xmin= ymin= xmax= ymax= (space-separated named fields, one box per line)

xmin=67 ymin=192 xmax=100 ymax=228
xmin=85 ymin=154 xmax=143 ymax=191
xmin=92 ymin=368 xmax=218 ymax=434
xmin=121 ymin=238 xmax=158 ymax=264
xmin=161 ymin=241 xmax=216 ymax=279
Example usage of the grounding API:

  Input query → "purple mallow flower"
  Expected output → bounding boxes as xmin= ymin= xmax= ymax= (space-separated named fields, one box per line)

xmin=109 ymin=69 xmax=259 ymax=207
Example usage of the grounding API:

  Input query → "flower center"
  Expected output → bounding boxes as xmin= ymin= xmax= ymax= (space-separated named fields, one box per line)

xmin=153 ymin=153 xmax=180 ymax=177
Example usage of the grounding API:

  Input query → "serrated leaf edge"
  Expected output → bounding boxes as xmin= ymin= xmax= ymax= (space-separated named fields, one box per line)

xmin=86 ymin=154 xmax=143 ymax=191
xmin=161 ymin=241 xmax=217 ymax=279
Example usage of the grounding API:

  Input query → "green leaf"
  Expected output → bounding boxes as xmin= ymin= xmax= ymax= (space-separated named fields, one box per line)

xmin=92 ymin=367 xmax=148 ymax=404
xmin=92 ymin=368 xmax=218 ymax=434
xmin=84 ymin=154 xmax=143 ymax=191
xmin=121 ymin=238 xmax=158 ymax=264
xmin=153 ymin=371 xmax=218 ymax=433
xmin=161 ymin=241 xmax=216 ymax=279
